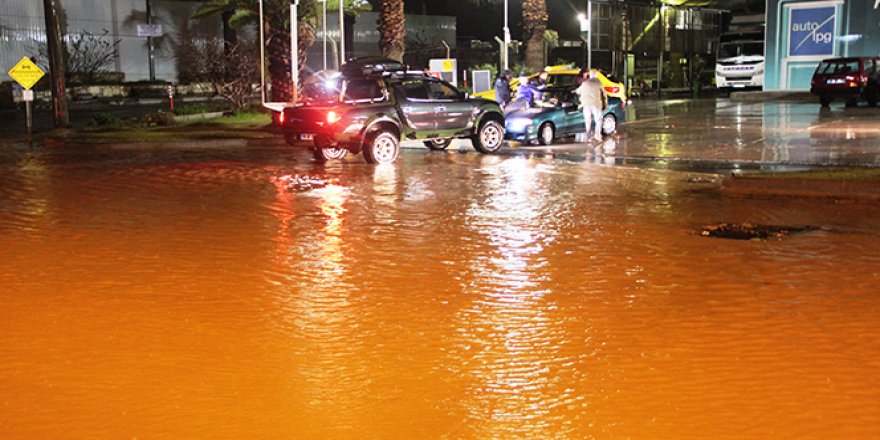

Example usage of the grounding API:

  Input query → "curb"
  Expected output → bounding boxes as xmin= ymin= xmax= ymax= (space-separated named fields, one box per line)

xmin=722 ymin=175 xmax=880 ymax=200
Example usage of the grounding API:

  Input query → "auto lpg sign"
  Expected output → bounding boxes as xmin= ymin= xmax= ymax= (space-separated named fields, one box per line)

xmin=789 ymin=6 xmax=836 ymax=56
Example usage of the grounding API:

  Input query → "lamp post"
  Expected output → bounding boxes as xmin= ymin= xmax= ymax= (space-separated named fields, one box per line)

xmin=321 ymin=0 xmax=327 ymax=70
xmin=502 ymin=0 xmax=510 ymax=70
xmin=291 ymin=0 xmax=300 ymax=100
xmin=339 ymin=0 xmax=345 ymax=66
xmin=578 ymin=12 xmax=590 ymax=69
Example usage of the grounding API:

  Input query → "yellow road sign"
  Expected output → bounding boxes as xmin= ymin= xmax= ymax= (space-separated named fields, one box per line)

xmin=8 ymin=57 xmax=45 ymax=90
xmin=442 ymin=59 xmax=454 ymax=72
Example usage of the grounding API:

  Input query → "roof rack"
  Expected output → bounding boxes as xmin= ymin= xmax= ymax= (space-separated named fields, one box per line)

xmin=340 ymin=57 xmax=409 ymax=78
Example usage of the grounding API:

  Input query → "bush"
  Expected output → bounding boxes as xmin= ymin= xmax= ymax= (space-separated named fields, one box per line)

xmin=88 ymin=112 xmax=119 ymax=126
xmin=142 ymin=111 xmax=176 ymax=127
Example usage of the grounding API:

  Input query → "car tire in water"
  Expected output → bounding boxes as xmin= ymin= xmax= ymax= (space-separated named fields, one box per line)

xmin=313 ymin=147 xmax=348 ymax=162
xmin=424 ymin=138 xmax=452 ymax=150
xmin=471 ymin=120 xmax=505 ymax=154
xmin=538 ymin=122 xmax=555 ymax=145
xmin=363 ymin=130 xmax=400 ymax=164
xmin=819 ymin=96 xmax=831 ymax=108
xmin=601 ymin=114 xmax=617 ymax=135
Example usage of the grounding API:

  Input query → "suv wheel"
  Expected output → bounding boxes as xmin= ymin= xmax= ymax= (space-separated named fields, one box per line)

xmin=602 ymin=114 xmax=618 ymax=135
xmin=313 ymin=147 xmax=348 ymax=161
xmin=363 ymin=130 xmax=400 ymax=164
xmin=472 ymin=120 xmax=504 ymax=154
xmin=424 ymin=138 xmax=452 ymax=150
xmin=538 ymin=123 xmax=555 ymax=145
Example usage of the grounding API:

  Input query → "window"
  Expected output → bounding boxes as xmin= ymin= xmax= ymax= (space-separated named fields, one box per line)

xmin=817 ymin=60 xmax=860 ymax=75
xmin=550 ymin=74 xmax=578 ymax=86
xmin=426 ymin=81 xmax=462 ymax=100
xmin=343 ymin=79 xmax=385 ymax=101
xmin=864 ymin=58 xmax=876 ymax=74
xmin=397 ymin=79 xmax=430 ymax=100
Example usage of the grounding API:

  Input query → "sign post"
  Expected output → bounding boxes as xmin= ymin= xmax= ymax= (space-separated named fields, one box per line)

xmin=8 ymin=57 xmax=46 ymax=144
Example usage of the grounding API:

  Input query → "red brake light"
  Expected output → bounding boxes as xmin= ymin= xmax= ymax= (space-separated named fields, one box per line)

xmin=327 ymin=111 xmax=340 ymax=124
xmin=277 ymin=111 xmax=285 ymax=125
xmin=605 ymin=86 xmax=620 ymax=94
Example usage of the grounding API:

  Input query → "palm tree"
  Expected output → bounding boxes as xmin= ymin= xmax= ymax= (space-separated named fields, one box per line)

xmin=465 ymin=0 xmax=548 ymax=71
xmin=377 ymin=0 xmax=405 ymax=61
xmin=521 ymin=0 xmax=547 ymax=70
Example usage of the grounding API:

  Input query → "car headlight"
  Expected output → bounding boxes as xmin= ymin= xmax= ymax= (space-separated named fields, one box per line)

xmin=506 ymin=118 xmax=533 ymax=132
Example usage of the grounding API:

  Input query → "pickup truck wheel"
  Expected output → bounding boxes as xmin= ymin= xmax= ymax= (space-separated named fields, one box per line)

xmin=363 ymin=130 xmax=400 ymax=164
xmin=472 ymin=120 xmax=504 ymax=154
xmin=313 ymin=147 xmax=348 ymax=161
xmin=538 ymin=122 xmax=555 ymax=145
xmin=424 ymin=138 xmax=452 ymax=150
xmin=601 ymin=114 xmax=618 ymax=135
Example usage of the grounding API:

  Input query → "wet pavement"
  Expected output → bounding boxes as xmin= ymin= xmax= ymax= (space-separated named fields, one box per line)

xmin=2 ymin=98 xmax=880 ymax=439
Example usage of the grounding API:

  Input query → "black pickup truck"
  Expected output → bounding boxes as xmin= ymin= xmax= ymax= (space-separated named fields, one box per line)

xmin=274 ymin=57 xmax=506 ymax=164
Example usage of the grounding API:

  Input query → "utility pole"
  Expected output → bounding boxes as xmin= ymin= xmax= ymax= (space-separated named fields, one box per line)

xmin=42 ymin=0 xmax=68 ymax=127
xmin=146 ymin=0 xmax=155 ymax=81
xmin=339 ymin=0 xmax=345 ymax=65
xmin=502 ymin=0 xmax=510 ymax=70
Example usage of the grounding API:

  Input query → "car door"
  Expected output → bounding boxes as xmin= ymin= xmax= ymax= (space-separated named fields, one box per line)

xmin=425 ymin=80 xmax=473 ymax=132
xmin=395 ymin=78 xmax=436 ymax=133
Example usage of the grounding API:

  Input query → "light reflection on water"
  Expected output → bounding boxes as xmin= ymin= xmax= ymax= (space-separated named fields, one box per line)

xmin=1 ymin=147 xmax=880 ymax=438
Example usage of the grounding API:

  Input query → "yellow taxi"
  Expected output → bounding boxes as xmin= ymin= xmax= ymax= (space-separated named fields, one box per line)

xmin=475 ymin=65 xmax=627 ymax=101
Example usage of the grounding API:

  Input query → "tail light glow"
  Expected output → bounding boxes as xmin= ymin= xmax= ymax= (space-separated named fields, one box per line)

xmin=277 ymin=111 xmax=285 ymax=125
xmin=327 ymin=111 xmax=340 ymax=124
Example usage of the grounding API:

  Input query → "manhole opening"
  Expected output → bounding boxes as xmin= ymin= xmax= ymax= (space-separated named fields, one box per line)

xmin=701 ymin=223 xmax=816 ymax=240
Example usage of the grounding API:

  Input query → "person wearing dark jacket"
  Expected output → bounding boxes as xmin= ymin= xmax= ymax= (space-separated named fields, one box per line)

xmin=494 ymin=70 xmax=512 ymax=108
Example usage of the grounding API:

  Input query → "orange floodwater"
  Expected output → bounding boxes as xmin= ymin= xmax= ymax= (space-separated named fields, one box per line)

xmin=1 ymin=147 xmax=879 ymax=439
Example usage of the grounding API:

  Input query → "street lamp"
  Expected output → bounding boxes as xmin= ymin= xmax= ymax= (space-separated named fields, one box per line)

xmin=502 ymin=0 xmax=510 ymax=70
xmin=320 ymin=0 xmax=327 ymax=71
xmin=578 ymin=11 xmax=590 ymax=70
xmin=339 ymin=0 xmax=345 ymax=66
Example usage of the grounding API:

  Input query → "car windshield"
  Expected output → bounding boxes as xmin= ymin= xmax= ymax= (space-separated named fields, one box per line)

xmin=719 ymin=41 xmax=763 ymax=59
xmin=816 ymin=60 xmax=860 ymax=75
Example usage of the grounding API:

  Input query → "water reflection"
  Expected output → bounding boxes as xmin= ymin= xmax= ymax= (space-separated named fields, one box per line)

xmin=450 ymin=157 xmax=581 ymax=437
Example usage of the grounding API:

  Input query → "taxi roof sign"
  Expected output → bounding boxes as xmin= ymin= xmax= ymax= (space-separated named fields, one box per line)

xmin=8 ymin=57 xmax=45 ymax=90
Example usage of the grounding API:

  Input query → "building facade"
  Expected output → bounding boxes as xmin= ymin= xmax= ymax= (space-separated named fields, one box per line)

xmin=765 ymin=0 xmax=880 ymax=90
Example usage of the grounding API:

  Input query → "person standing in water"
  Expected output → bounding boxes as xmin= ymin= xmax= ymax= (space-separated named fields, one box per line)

xmin=575 ymin=69 xmax=607 ymax=142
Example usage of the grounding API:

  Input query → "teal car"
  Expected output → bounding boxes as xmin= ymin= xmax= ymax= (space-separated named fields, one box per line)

xmin=504 ymin=86 xmax=626 ymax=145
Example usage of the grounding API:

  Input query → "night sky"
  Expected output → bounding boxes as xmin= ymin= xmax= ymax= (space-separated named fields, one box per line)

xmin=397 ymin=0 xmax=586 ymax=42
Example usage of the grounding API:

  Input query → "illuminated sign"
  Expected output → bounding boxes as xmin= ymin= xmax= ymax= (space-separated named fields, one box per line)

xmin=789 ymin=6 xmax=836 ymax=56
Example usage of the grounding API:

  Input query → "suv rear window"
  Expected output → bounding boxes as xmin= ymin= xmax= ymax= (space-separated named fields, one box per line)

xmin=816 ymin=60 xmax=860 ymax=75
xmin=343 ymin=79 xmax=386 ymax=102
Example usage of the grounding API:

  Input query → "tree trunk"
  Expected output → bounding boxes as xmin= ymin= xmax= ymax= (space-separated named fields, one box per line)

xmin=267 ymin=27 xmax=292 ymax=102
xmin=378 ymin=0 xmax=405 ymax=61
xmin=42 ymin=0 xmax=69 ymax=127
xmin=298 ymin=18 xmax=316 ymax=76
xmin=522 ymin=0 xmax=547 ymax=71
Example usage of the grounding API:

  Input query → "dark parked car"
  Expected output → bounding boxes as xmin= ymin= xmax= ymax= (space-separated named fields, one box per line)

xmin=810 ymin=56 xmax=880 ymax=107
xmin=504 ymin=86 xmax=626 ymax=145
xmin=274 ymin=57 xmax=506 ymax=163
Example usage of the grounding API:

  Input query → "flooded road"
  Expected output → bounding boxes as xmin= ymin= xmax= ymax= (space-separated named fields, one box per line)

xmin=3 ymin=116 xmax=880 ymax=438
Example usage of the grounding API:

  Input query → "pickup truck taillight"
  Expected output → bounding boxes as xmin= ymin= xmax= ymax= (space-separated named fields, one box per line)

xmin=327 ymin=111 xmax=340 ymax=124
xmin=276 ymin=111 xmax=285 ymax=125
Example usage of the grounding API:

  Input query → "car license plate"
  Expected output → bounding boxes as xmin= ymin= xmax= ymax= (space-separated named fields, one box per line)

xmin=827 ymin=78 xmax=845 ymax=84
xmin=299 ymin=133 xmax=314 ymax=141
